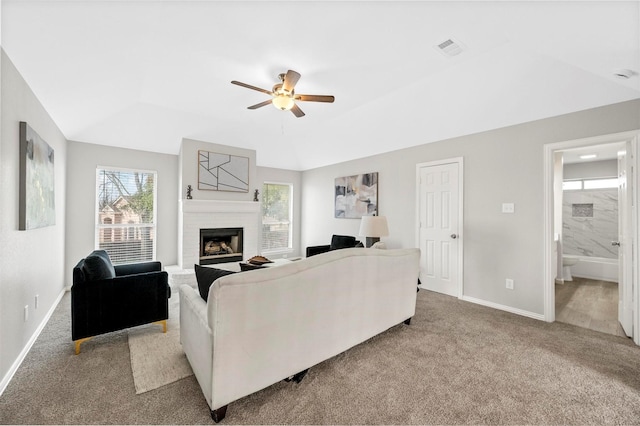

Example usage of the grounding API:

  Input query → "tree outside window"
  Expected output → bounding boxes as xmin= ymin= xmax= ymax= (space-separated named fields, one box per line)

xmin=96 ymin=168 xmax=157 ymax=264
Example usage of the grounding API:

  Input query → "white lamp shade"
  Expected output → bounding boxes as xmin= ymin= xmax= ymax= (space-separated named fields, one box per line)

xmin=358 ymin=215 xmax=389 ymax=238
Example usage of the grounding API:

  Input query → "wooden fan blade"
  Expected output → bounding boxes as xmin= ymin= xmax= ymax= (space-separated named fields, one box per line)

xmin=295 ymin=94 xmax=335 ymax=103
xmin=248 ymin=99 xmax=273 ymax=110
xmin=231 ymin=80 xmax=272 ymax=95
xmin=282 ymin=70 xmax=301 ymax=93
xmin=291 ymin=103 xmax=305 ymax=118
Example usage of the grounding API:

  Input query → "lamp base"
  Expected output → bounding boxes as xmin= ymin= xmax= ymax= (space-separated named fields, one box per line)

xmin=365 ymin=237 xmax=380 ymax=248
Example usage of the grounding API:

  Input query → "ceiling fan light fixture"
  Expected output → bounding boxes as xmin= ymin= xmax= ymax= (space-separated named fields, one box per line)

xmin=272 ymin=94 xmax=295 ymax=111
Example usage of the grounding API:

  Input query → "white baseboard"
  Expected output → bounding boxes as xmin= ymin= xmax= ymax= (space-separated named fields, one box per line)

xmin=460 ymin=295 xmax=545 ymax=321
xmin=0 ymin=288 xmax=66 ymax=396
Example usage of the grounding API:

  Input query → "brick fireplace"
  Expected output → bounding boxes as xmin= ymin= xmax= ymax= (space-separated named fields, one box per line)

xmin=179 ymin=200 xmax=260 ymax=269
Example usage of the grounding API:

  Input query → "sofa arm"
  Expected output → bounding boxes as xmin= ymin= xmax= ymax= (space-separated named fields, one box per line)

xmin=306 ymin=244 xmax=330 ymax=257
xmin=179 ymin=285 xmax=214 ymax=408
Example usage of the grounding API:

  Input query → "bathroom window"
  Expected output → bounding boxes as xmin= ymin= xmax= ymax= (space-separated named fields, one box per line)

xmin=563 ymin=177 xmax=618 ymax=191
xmin=583 ymin=178 xmax=618 ymax=190
xmin=563 ymin=180 xmax=582 ymax=191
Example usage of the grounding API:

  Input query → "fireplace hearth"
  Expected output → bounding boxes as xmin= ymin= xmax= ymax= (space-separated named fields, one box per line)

xmin=200 ymin=227 xmax=243 ymax=265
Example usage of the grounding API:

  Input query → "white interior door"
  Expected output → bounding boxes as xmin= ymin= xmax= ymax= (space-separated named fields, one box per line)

xmin=418 ymin=161 xmax=461 ymax=297
xmin=617 ymin=141 xmax=633 ymax=337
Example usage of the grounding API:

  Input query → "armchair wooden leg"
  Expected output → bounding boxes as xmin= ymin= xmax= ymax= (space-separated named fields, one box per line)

xmin=153 ymin=320 xmax=167 ymax=333
xmin=74 ymin=337 xmax=93 ymax=355
xmin=210 ymin=405 xmax=228 ymax=423
xmin=404 ymin=317 xmax=412 ymax=325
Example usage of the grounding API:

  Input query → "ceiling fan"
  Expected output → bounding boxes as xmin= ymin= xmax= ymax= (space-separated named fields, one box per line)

xmin=231 ymin=70 xmax=335 ymax=118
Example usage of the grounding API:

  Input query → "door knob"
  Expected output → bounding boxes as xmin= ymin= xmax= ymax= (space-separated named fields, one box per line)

xmin=611 ymin=241 xmax=621 ymax=247
xmin=451 ymin=234 xmax=458 ymax=239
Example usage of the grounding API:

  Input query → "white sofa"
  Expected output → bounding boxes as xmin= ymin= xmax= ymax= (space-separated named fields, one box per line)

xmin=179 ymin=247 xmax=420 ymax=422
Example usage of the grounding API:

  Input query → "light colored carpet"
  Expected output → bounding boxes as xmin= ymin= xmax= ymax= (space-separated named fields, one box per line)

xmin=127 ymin=293 xmax=193 ymax=394
xmin=2 ymin=289 xmax=640 ymax=424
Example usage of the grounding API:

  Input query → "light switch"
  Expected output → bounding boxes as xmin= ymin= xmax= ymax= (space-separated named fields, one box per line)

xmin=502 ymin=203 xmax=515 ymax=213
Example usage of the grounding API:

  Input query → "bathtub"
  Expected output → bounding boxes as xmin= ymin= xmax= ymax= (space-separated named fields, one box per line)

xmin=569 ymin=255 xmax=619 ymax=282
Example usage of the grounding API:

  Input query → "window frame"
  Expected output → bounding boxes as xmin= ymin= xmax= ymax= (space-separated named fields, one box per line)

xmin=261 ymin=181 xmax=294 ymax=255
xmin=95 ymin=166 xmax=158 ymax=264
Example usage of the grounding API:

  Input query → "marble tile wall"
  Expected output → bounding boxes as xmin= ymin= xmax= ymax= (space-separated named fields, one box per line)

xmin=562 ymin=189 xmax=618 ymax=259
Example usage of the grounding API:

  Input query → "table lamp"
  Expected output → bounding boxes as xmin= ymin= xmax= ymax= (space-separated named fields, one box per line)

xmin=359 ymin=215 xmax=389 ymax=248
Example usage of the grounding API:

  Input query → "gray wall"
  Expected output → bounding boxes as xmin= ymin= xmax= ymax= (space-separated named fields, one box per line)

xmin=564 ymin=159 xmax=617 ymax=180
xmin=0 ymin=50 xmax=68 ymax=386
xmin=65 ymin=141 xmax=179 ymax=283
xmin=301 ymin=99 xmax=640 ymax=316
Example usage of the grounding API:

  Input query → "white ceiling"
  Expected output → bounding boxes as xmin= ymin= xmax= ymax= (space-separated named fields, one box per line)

xmin=2 ymin=1 xmax=639 ymax=171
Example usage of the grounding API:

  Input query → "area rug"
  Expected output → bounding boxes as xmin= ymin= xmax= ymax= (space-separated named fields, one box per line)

xmin=128 ymin=293 xmax=194 ymax=394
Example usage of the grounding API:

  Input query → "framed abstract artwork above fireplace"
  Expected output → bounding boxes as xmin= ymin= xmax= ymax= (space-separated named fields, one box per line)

xmin=198 ymin=150 xmax=249 ymax=192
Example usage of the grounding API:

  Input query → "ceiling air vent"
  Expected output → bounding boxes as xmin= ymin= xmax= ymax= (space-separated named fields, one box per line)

xmin=435 ymin=38 xmax=465 ymax=57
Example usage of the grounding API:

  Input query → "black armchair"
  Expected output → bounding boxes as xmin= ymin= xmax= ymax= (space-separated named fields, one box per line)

xmin=305 ymin=234 xmax=363 ymax=257
xmin=71 ymin=250 xmax=171 ymax=354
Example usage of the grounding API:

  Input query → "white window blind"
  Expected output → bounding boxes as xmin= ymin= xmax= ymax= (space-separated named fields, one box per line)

xmin=95 ymin=168 xmax=157 ymax=265
xmin=261 ymin=182 xmax=293 ymax=253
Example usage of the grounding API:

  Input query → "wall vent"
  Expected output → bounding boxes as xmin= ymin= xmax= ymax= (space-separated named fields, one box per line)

xmin=435 ymin=38 xmax=465 ymax=57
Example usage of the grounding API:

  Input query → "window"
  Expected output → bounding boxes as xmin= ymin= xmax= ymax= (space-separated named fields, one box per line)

xmin=261 ymin=182 xmax=293 ymax=253
xmin=96 ymin=167 xmax=157 ymax=265
xmin=583 ymin=178 xmax=618 ymax=190
xmin=562 ymin=180 xmax=582 ymax=191
xmin=563 ymin=177 xmax=618 ymax=191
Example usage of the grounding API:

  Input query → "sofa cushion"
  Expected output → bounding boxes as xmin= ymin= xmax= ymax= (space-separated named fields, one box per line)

xmin=195 ymin=264 xmax=236 ymax=301
xmin=82 ymin=251 xmax=116 ymax=281
xmin=330 ymin=235 xmax=357 ymax=250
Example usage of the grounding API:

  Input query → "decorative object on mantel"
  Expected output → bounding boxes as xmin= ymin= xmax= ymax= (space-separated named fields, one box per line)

xmin=334 ymin=172 xmax=378 ymax=218
xmin=186 ymin=185 xmax=193 ymax=199
xmin=253 ymin=189 xmax=259 ymax=202
xmin=198 ymin=150 xmax=249 ymax=192
xmin=19 ymin=121 xmax=56 ymax=230
xmin=359 ymin=215 xmax=389 ymax=248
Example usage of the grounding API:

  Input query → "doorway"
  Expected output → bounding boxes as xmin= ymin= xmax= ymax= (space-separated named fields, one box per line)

xmin=543 ymin=131 xmax=639 ymax=345
xmin=416 ymin=158 xmax=464 ymax=298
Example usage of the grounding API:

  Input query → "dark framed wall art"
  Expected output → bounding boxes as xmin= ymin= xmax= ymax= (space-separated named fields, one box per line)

xmin=198 ymin=150 xmax=249 ymax=192
xmin=19 ymin=121 xmax=56 ymax=230
xmin=334 ymin=172 xmax=378 ymax=218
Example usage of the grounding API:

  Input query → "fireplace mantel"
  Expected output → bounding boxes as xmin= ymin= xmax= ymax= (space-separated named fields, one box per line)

xmin=180 ymin=199 xmax=260 ymax=214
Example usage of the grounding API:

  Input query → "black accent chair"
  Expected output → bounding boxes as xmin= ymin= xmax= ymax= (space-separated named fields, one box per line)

xmin=71 ymin=250 xmax=171 ymax=354
xmin=305 ymin=234 xmax=363 ymax=257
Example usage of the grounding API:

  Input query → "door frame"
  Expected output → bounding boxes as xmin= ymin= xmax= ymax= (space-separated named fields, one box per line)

xmin=543 ymin=130 xmax=639 ymax=345
xmin=415 ymin=157 xmax=464 ymax=298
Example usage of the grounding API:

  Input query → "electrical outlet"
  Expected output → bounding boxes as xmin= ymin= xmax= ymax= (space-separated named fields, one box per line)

xmin=24 ymin=305 xmax=29 ymax=322
xmin=35 ymin=294 xmax=39 ymax=310
xmin=502 ymin=203 xmax=515 ymax=213
xmin=506 ymin=279 xmax=514 ymax=290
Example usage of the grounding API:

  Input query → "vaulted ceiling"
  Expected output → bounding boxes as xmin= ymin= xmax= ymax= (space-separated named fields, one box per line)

xmin=2 ymin=1 xmax=639 ymax=170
